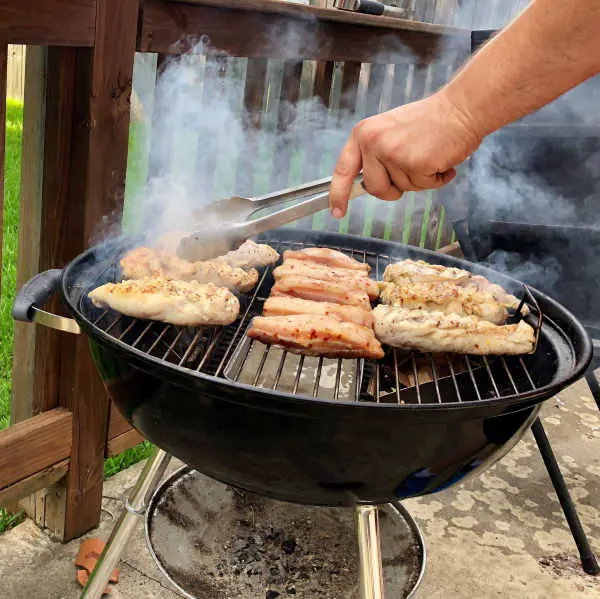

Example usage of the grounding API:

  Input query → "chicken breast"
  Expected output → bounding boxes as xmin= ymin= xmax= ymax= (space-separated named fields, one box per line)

xmin=248 ymin=315 xmax=384 ymax=359
xmin=263 ymin=296 xmax=374 ymax=328
xmin=383 ymin=259 xmax=526 ymax=313
xmin=373 ymin=305 xmax=535 ymax=355
xmin=89 ymin=277 xmax=240 ymax=326
xmin=271 ymin=275 xmax=371 ymax=310
xmin=283 ymin=247 xmax=370 ymax=272
xmin=120 ymin=247 xmax=259 ymax=292
xmin=379 ymin=280 xmax=508 ymax=325
xmin=273 ymin=259 xmax=379 ymax=300
xmin=220 ymin=240 xmax=280 ymax=269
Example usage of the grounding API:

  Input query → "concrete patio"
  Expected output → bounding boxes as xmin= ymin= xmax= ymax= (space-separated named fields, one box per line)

xmin=0 ymin=377 xmax=598 ymax=599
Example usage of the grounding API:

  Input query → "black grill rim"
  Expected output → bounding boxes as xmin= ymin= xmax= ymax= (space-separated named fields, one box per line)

xmin=60 ymin=228 xmax=593 ymax=412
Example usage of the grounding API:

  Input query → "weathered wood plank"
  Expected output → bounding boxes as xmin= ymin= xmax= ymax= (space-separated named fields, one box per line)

xmin=140 ymin=0 xmax=469 ymax=64
xmin=0 ymin=43 xmax=7 ymax=296
xmin=0 ymin=460 xmax=69 ymax=507
xmin=0 ymin=409 xmax=72 ymax=490
xmin=11 ymin=46 xmax=47 ymax=424
xmin=107 ymin=429 xmax=146 ymax=458
xmin=0 ymin=0 xmax=96 ymax=47
xmin=107 ymin=403 xmax=132 ymax=441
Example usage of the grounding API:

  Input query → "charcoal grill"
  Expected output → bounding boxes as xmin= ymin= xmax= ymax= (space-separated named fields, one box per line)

xmin=13 ymin=228 xmax=592 ymax=599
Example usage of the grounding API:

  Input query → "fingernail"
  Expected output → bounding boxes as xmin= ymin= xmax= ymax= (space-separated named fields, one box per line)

xmin=332 ymin=207 xmax=343 ymax=219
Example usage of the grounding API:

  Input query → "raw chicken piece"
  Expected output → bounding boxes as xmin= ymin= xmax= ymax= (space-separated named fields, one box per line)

xmin=220 ymin=240 xmax=280 ymax=269
xmin=379 ymin=280 xmax=508 ymax=325
xmin=273 ymin=259 xmax=379 ymax=300
xmin=262 ymin=296 xmax=374 ymax=328
xmin=120 ymin=247 xmax=259 ymax=292
xmin=248 ymin=315 xmax=384 ymax=359
xmin=383 ymin=259 xmax=526 ymax=313
xmin=89 ymin=277 xmax=240 ymax=326
xmin=373 ymin=305 xmax=535 ymax=355
xmin=283 ymin=247 xmax=370 ymax=272
xmin=271 ymin=275 xmax=371 ymax=310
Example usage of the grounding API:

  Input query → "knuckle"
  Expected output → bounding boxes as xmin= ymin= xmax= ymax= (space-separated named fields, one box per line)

xmin=333 ymin=160 xmax=355 ymax=178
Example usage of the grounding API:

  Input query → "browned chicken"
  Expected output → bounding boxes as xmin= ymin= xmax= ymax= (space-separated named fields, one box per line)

xmin=120 ymin=247 xmax=259 ymax=292
xmin=283 ymin=247 xmax=370 ymax=272
xmin=262 ymin=296 xmax=374 ymax=328
xmin=248 ymin=315 xmax=384 ymax=359
xmin=88 ymin=277 xmax=240 ymax=326
xmin=221 ymin=240 xmax=280 ymax=269
xmin=271 ymin=275 xmax=371 ymax=310
xmin=273 ymin=259 xmax=379 ymax=300
xmin=373 ymin=305 xmax=534 ymax=355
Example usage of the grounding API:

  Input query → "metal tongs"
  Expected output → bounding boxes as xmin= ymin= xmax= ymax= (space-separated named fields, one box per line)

xmin=177 ymin=175 xmax=366 ymax=262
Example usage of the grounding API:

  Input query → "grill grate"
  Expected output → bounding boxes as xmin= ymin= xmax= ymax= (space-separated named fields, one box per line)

xmin=82 ymin=239 xmax=544 ymax=406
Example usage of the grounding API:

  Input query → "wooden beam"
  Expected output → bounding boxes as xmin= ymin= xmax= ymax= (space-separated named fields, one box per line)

xmin=0 ymin=42 xmax=6 ymax=296
xmin=0 ymin=460 xmax=69 ymax=507
xmin=0 ymin=409 xmax=72 ymax=490
xmin=140 ymin=0 xmax=470 ymax=64
xmin=0 ymin=0 xmax=95 ymax=47
xmin=11 ymin=46 xmax=47 ymax=424
xmin=107 ymin=429 xmax=145 ymax=458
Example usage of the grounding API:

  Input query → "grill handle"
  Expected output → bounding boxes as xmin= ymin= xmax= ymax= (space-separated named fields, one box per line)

xmin=12 ymin=269 xmax=81 ymax=334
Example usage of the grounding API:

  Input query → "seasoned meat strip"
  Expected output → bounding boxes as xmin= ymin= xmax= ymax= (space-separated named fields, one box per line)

xmin=271 ymin=275 xmax=371 ymax=310
xmin=248 ymin=315 xmax=384 ymax=359
xmin=273 ymin=259 xmax=379 ymax=300
xmin=283 ymin=247 xmax=370 ymax=272
xmin=221 ymin=240 xmax=280 ymax=269
xmin=373 ymin=305 xmax=534 ymax=355
xmin=262 ymin=296 xmax=374 ymax=328
xmin=89 ymin=278 xmax=240 ymax=326
xmin=379 ymin=280 xmax=508 ymax=325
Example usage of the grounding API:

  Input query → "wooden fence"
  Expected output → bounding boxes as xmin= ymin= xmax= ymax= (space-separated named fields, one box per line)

xmin=0 ymin=0 xmax=527 ymax=541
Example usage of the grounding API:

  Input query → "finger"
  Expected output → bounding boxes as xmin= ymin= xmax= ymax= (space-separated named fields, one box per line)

xmin=439 ymin=168 xmax=457 ymax=185
xmin=361 ymin=151 xmax=403 ymax=202
xmin=408 ymin=168 xmax=456 ymax=190
xmin=330 ymin=132 xmax=362 ymax=219
xmin=387 ymin=167 xmax=422 ymax=193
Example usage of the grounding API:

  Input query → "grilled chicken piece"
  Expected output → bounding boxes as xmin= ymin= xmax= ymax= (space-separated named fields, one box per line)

xmin=379 ymin=280 xmax=508 ymax=325
xmin=383 ymin=259 xmax=526 ymax=313
xmin=248 ymin=315 xmax=384 ymax=359
xmin=373 ymin=305 xmax=535 ymax=355
xmin=271 ymin=275 xmax=371 ymax=310
xmin=89 ymin=277 xmax=240 ymax=326
xmin=283 ymin=247 xmax=370 ymax=272
xmin=263 ymin=296 xmax=374 ymax=328
xmin=120 ymin=247 xmax=259 ymax=292
xmin=273 ymin=260 xmax=379 ymax=300
xmin=221 ymin=240 xmax=280 ymax=269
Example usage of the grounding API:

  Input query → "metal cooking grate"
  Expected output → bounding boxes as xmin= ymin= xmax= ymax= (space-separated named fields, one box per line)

xmin=82 ymin=239 xmax=544 ymax=406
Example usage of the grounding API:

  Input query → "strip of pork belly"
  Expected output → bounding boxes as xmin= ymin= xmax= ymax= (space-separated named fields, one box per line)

xmin=283 ymin=247 xmax=370 ymax=272
xmin=262 ymin=296 xmax=374 ymax=328
xmin=271 ymin=275 xmax=371 ymax=310
xmin=379 ymin=280 xmax=508 ymax=325
xmin=248 ymin=315 xmax=384 ymax=359
xmin=373 ymin=305 xmax=534 ymax=355
xmin=273 ymin=259 xmax=379 ymax=300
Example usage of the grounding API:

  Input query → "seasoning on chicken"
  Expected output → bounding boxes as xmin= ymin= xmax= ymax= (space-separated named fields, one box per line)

xmin=120 ymin=247 xmax=259 ymax=292
xmin=271 ymin=275 xmax=371 ymax=310
xmin=383 ymin=259 xmax=526 ymax=313
xmin=283 ymin=247 xmax=370 ymax=272
xmin=220 ymin=240 xmax=280 ymax=269
xmin=273 ymin=259 xmax=379 ymax=300
xmin=88 ymin=277 xmax=240 ymax=326
xmin=263 ymin=296 xmax=374 ymax=328
xmin=373 ymin=305 xmax=535 ymax=355
xmin=248 ymin=315 xmax=384 ymax=359
xmin=379 ymin=280 xmax=508 ymax=325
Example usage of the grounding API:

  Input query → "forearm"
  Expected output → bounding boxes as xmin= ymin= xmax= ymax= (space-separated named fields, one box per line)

xmin=442 ymin=0 xmax=600 ymax=138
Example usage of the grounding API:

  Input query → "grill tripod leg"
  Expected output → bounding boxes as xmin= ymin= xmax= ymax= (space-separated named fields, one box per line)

xmin=532 ymin=418 xmax=600 ymax=575
xmin=584 ymin=366 xmax=600 ymax=411
xmin=80 ymin=448 xmax=172 ymax=599
xmin=356 ymin=505 xmax=386 ymax=599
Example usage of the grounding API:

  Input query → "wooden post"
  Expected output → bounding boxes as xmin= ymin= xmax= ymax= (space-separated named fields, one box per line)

xmin=0 ymin=42 xmax=6 ymax=293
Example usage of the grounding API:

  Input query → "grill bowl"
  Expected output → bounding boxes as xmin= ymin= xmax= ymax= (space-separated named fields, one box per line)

xmin=58 ymin=229 xmax=591 ymax=506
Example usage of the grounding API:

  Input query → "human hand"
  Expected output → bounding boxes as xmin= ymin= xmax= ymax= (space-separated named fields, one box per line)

xmin=329 ymin=91 xmax=482 ymax=218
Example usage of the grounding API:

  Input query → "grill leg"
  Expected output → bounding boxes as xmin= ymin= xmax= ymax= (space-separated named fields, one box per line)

xmin=584 ymin=366 xmax=600 ymax=411
xmin=80 ymin=448 xmax=172 ymax=599
xmin=532 ymin=418 xmax=600 ymax=575
xmin=356 ymin=505 xmax=386 ymax=599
